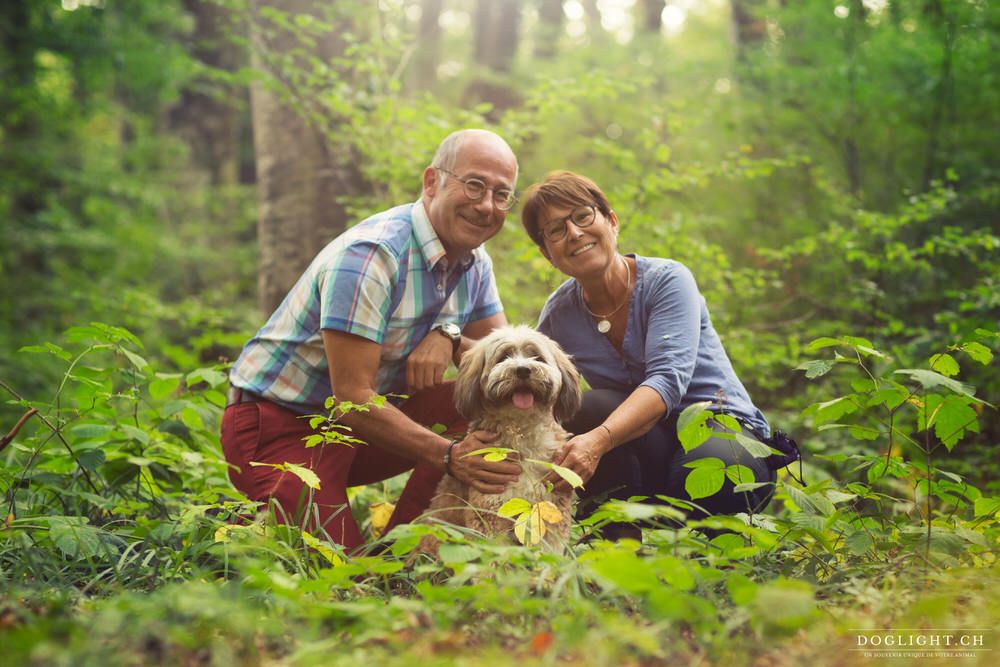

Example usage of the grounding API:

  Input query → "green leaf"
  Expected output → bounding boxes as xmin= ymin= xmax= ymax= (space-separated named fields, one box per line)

xmin=186 ymin=367 xmax=228 ymax=388
xmin=726 ymin=573 xmax=758 ymax=605
xmin=786 ymin=485 xmax=818 ymax=514
xmin=725 ymin=464 xmax=755 ymax=486
xmin=923 ymin=395 xmax=979 ymax=449
xmin=48 ymin=517 xmax=104 ymax=559
xmin=118 ymin=424 xmax=151 ymax=446
xmin=929 ymin=353 xmax=960 ymax=377
xmin=120 ymin=348 xmax=149 ymax=370
xmin=498 ymin=498 xmax=531 ymax=518
xmin=438 ymin=544 xmax=481 ymax=563
xmin=77 ymin=449 xmax=106 ymax=472
xmin=149 ymin=374 xmax=181 ymax=400
xmin=973 ymin=497 xmax=1000 ymax=517
xmin=733 ymin=482 xmax=770 ymax=494
xmin=803 ymin=396 xmax=859 ymax=425
xmin=806 ymin=337 xmax=842 ymax=351
xmin=825 ymin=490 xmax=856 ymax=504
xmin=960 ymin=341 xmax=993 ymax=365
xmin=847 ymin=425 xmax=880 ymax=440
xmin=685 ymin=465 xmax=725 ymax=500
xmin=284 ymin=462 xmax=321 ymax=490
xmin=71 ymin=423 xmax=114 ymax=440
xmin=953 ymin=527 xmax=988 ymax=547
xmin=683 ymin=457 xmax=725 ymax=470
xmin=843 ymin=529 xmax=873 ymax=556
xmin=676 ymin=401 xmax=713 ymax=433
xmin=546 ymin=461 xmax=583 ymax=489
xmin=894 ymin=369 xmax=976 ymax=398
xmin=677 ymin=404 xmax=713 ymax=453
xmin=796 ymin=359 xmax=834 ymax=379
xmin=714 ymin=413 xmax=742 ymax=433
xmin=734 ymin=433 xmax=773 ymax=458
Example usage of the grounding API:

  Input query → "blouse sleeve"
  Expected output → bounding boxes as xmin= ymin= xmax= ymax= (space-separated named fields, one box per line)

xmin=638 ymin=262 xmax=703 ymax=415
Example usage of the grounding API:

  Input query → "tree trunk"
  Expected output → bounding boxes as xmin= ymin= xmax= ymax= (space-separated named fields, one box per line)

xmin=169 ymin=0 xmax=244 ymax=185
xmin=639 ymin=0 xmax=665 ymax=33
xmin=248 ymin=0 xmax=366 ymax=315
xmin=535 ymin=0 xmax=563 ymax=59
xmin=410 ymin=0 xmax=443 ymax=90
xmin=730 ymin=0 xmax=767 ymax=61
xmin=465 ymin=0 xmax=522 ymax=117
xmin=474 ymin=0 xmax=520 ymax=72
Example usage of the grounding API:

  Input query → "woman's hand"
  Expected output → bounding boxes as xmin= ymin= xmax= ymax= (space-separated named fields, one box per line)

xmin=545 ymin=429 xmax=613 ymax=493
xmin=447 ymin=430 xmax=522 ymax=494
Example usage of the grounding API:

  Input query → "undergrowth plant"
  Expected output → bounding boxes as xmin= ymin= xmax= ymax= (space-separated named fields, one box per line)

xmin=2 ymin=323 xmax=999 ymax=665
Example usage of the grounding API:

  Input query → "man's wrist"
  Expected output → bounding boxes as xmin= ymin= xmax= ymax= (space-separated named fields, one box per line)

xmin=442 ymin=437 xmax=461 ymax=474
xmin=432 ymin=322 xmax=461 ymax=353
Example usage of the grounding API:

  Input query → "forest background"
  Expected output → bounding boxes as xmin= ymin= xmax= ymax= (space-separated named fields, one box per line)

xmin=2 ymin=0 xmax=999 ymax=665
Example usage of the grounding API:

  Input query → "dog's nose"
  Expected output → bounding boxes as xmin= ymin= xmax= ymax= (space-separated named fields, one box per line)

xmin=515 ymin=366 xmax=531 ymax=379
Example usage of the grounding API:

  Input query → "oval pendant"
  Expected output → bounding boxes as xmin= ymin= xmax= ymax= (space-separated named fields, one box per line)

xmin=596 ymin=319 xmax=611 ymax=334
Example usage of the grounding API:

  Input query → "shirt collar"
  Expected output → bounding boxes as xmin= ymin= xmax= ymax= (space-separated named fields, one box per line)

xmin=413 ymin=198 xmax=475 ymax=272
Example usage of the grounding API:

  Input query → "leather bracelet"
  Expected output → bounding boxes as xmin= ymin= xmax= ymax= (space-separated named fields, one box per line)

xmin=599 ymin=424 xmax=616 ymax=449
xmin=442 ymin=438 xmax=460 ymax=474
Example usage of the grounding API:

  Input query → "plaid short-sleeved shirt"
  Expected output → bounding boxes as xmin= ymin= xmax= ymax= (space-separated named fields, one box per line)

xmin=229 ymin=200 xmax=503 ymax=413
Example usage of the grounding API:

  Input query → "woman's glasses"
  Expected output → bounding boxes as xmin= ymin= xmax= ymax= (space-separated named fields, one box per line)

xmin=540 ymin=205 xmax=597 ymax=242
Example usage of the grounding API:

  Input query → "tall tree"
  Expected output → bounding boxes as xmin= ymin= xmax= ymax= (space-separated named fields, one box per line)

xmin=639 ymin=0 xmax=665 ymax=33
xmin=465 ymin=0 xmax=522 ymax=115
xmin=248 ymin=0 xmax=367 ymax=314
xmin=409 ymin=0 xmax=443 ymax=90
xmin=170 ymin=0 xmax=244 ymax=185
xmin=535 ymin=0 xmax=563 ymax=59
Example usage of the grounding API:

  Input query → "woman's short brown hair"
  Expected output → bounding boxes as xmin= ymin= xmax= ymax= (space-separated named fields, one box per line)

xmin=520 ymin=170 xmax=613 ymax=248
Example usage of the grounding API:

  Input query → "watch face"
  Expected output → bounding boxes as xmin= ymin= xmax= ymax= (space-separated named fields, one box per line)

xmin=439 ymin=323 xmax=461 ymax=339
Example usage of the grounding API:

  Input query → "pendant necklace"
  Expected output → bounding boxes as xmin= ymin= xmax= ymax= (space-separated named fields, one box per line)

xmin=583 ymin=257 xmax=632 ymax=334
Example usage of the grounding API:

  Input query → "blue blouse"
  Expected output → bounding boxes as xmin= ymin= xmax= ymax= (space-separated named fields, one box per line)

xmin=537 ymin=254 xmax=769 ymax=435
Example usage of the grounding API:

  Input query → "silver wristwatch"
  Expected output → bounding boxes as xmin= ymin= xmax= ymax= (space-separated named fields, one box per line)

xmin=432 ymin=322 xmax=461 ymax=352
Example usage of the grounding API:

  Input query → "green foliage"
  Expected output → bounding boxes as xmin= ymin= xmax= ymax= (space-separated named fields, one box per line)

xmin=2 ymin=326 xmax=998 ymax=663
xmin=3 ymin=0 xmax=999 ymax=662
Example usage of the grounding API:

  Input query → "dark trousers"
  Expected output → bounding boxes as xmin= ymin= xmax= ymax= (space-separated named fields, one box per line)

xmin=220 ymin=382 xmax=464 ymax=551
xmin=565 ymin=389 xmax=776 ymax=521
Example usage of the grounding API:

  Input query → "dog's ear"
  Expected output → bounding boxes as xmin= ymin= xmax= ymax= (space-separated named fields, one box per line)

xmin=550 ymin=342 xmax=582 ymax=424
xmin=454 ymin=337 xmax=488 ymax=419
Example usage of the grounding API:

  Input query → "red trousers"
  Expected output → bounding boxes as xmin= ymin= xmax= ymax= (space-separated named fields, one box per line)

xmin=220 ymin=383 xmax=464 ymax=551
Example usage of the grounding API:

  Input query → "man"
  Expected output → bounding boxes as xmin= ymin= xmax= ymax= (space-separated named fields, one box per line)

xmin=221 ymin=129 xmax=522 ymax=551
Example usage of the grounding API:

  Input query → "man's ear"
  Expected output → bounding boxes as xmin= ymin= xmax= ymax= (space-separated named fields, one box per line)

xmin=422 ymin=166 xmax=439 ymax=200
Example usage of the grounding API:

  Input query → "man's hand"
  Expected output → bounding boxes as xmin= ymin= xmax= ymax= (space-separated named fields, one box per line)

xmin=406 ymin=329 xmax=454 ymax=393
xmin=448 ymin=430 xmax=521 ymax=494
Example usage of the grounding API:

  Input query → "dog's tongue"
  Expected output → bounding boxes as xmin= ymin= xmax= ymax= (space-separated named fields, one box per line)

xmin=512 ymin=390 xmax=534 ymax=410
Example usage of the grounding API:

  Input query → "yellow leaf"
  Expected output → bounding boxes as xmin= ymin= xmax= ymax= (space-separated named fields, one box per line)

xmin=214 ymin=524 xmax=238 ymax=543
xmin=535 ymin=501 xmax=563 ymax=525
xmin=284 ymin=462 xmax=321 ymax=490
xmin=514 ymin=509 xmax=542 ymax=544
xmin=4 ymin=513 xmax=13 ymax=529
xmin=301 ymin=530 xmax=343 ymax=566
xmin=369 ymin=501 xmax=395 ymax=537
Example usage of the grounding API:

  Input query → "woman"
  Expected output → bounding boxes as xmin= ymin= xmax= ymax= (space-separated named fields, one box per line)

xmin=521 ymin=171 xmax=793 ymax=536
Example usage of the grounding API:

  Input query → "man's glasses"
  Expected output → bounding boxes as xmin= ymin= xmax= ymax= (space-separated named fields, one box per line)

xmin=437 ymin=168 xmax=517 ymax=211
xmin=540 ymin=205 xmax=597 ymax=242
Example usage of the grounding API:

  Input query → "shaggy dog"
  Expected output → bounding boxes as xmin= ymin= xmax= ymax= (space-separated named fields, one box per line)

xmin=418 ymin=325 xmax=581 ymax=553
